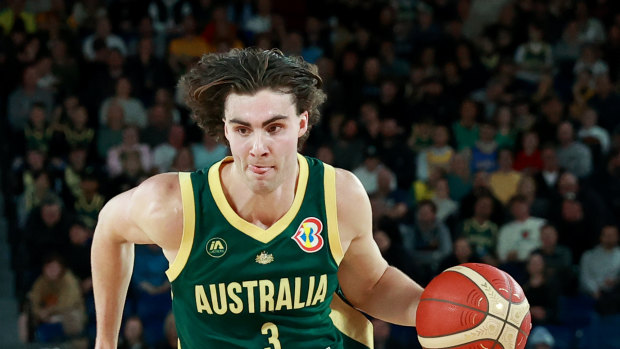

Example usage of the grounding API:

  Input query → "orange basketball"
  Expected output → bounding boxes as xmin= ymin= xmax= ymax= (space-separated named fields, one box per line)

xmin=416 ymin=263 xmax=531 ymax=349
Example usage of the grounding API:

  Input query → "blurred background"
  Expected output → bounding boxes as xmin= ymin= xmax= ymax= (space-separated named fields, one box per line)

xmin=0 ymin=0 xmax=619 ymax=348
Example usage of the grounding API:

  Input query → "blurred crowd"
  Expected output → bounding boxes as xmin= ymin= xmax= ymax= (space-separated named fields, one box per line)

xmin=1 ymin=0 xmax=620 ymax=348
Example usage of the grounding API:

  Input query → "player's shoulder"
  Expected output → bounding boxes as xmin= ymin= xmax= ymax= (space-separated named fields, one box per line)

xmin=135 ymin=172 xmax=181 ymax=196
xmin=333 ymin=167 xmax=367 ymax=202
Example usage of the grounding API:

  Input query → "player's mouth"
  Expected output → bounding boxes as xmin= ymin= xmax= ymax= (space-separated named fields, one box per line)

xmin=248 ymin=164 xmax=274 ymax=175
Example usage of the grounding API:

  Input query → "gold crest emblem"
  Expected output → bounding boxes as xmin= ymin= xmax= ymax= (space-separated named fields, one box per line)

xmin=255 ymin=251 xmax=274 ymax=264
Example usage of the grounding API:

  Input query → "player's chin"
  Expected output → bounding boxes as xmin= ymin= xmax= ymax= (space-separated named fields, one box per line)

xmin=246 ymin=176 xmax=278 ymax=194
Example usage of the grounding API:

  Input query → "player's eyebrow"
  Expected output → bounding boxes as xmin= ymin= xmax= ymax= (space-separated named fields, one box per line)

xmin=228 ymin=115 xmax=289 ymax=127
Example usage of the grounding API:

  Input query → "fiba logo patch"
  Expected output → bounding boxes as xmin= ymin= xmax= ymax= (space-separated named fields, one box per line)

xmin=206 ymin=237 xmax=227 ymax=258
xmin=292 ymin=217 xmax=324 ymax=253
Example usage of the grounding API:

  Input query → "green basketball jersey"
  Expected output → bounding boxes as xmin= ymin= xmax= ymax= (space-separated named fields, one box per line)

xmin=166 ymin=154 xmax=373 ymax=349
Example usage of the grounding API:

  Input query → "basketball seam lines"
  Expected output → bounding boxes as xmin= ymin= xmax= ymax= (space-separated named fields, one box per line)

xmin=418 ymin=271 xmax=528 ymax=339
xmin=491 ymin=272 xmax=512 ymax=349
xmin=418 ymin=297 xmax=514 ymax=338
xmin=451 ymin=269 xmax=528 ymax=338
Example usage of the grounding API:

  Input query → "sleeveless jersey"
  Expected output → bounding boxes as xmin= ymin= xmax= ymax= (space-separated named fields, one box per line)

xmin=166 ymin=154 xmax=373 ymax=349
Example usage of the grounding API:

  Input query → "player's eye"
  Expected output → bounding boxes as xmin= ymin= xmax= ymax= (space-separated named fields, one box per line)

xmin=267 ymin=124 xmax=283 ymax=134
xmin=236 ymin=127 xmax=250 ymax=135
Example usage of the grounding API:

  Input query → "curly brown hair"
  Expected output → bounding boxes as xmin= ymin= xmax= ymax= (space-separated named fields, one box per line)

xmin=179 ymin=48 xmax=326 ymax=148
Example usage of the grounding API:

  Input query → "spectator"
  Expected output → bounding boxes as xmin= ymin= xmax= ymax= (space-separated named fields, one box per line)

xmin=168 ymin=14 xmax=208 ymax=74
xmin=155 ymin=312 xmax=178 ymax=349
xmin=373 ymin=228 xmax=414 ymax=279
xmin=494 ymin=105 xmax=517 ymax=150
xmin=22 ymin=253 xmax=86 ymax=343
xmin=514 ymin=23 xmax=553 ymax=85
xmin=72 ymin=171 xmax=105 ymax=230
xmin=452 ymin=99 xmax=479 ymax=152
xmin=118 ymin=316 xmax=149 ymax=349
xmin=416 ymin=125 xmax=454 ymax=181
xmin=169 ymin=146 xmax=195 ymax=172
xmin=514 ymin=131 xmax=543 ymax=174
xmin=588 ymin=73 xmax=620 ymax=133
xmin=446 ymin=152 xmax=473 ymax=203
xmin=553 ymin=20 xmax=581 ymax=66
xmin=516 ymin=175 xmax=549 ymax=219
xmin=470 ymin=121 xmax=499 ymax=173
xmin=105 ymin=150 xmax=148 ymax=198
xmin=99 ymin=77 xmax=147 ymax=128
xmin=458 ymin=195 xmax=499 ymax=266
xmin=65 ymin=221 xmax=93 ymax=295
xmin=332 ymin=119 xmax=366 ymax=171
xmin=439 ymin=237 xmax=482 ymax=273
xmin=400 ymin=200 xmax=452 ymax=283
xmin=82 ymin=16 xmax=127 ymax=61
xmin=528 ymin=326 xmax=555 ymax=349
xmin=54 ymin=106 xmax=96 ymax=160
xmin=82 ymin=48 xmax=128 ymax=114
xmin=141 ymin=105 xmax=174 ymax=149
xmin=580 ymin=225 xmax=620 ymax=315
xmin=191 ymin=132 xmax=228 ymax=170
xmin=354 ymin=146 xmax=391 ymax=196
xmin=578 ymin=108 xmax=610 ymax=156
xmin=126 ymin=38 xmax=174 ymax=105
xmin=21 ymin=194 xmax=72 ymax=281
xmin=556 ymin=121 xmax=592 ymax=178
xmin=243 ymin=0 xmax=274 ymax=40
xmin=496 ymin=195 xmax=545 ymax=265
xmin=412 ymin=166 xmax=443 ymax=204
xmin=7 ymin=65 xmax=54 ymax=134
xmin=0 ymin=0 xmax=37 ymax=35
xmin=23 ymin=103 xmax=53 ymax=155
xmin=489 ymin=148 xmax=522 ymax=205
xmin=96 ymin=102 xmax=126 ymax=159
xmin=107 ymin=126 xmax=152 ymax=177
xmin=536 ymin=96 xmax=565 ymax=145
xmin=432 ymin=178 xmax=459 ymax=226
xmin=58 ymin=146 xmax=91 ymax=206
xmin=459 ymin=171 xmax=504 ymax=224
xmin=523 ymin=252 xmax=559 ymax=326
xmin=573 ymin=44 xmax=609 ymax=81
xmin=532 ymin=224 xmax=574 ymax=292
xmin=574 ymin=1 xmax=606 ymax=45
xmin=152 ymin=124 xmax=186 ymax=173
xmin=132 ymin=244 xmax=172 ymax=345
xmin=533 ymin=145 xmax=563 ymax=200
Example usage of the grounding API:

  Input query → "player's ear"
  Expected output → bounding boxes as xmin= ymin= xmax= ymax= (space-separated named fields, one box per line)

xmin=298 ymin=111 xmax=309 ymax=138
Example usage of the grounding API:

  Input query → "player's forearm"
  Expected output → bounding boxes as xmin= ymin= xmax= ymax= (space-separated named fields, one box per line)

xmin=92 ymin=233 xmax=135 ymax=348
xmin=354 ymin=266 xmax=424 ymax=327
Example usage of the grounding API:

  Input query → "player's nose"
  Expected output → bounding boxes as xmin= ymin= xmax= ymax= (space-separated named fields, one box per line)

xmin=249 ymin=133 xmax=269 ymax=157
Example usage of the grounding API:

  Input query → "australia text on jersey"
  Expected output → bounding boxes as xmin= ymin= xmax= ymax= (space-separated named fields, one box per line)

xmin=194 ymin=274 xmax=328 ymax=315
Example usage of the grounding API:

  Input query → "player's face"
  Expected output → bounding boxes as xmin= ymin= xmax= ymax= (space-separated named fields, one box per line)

xmin=224 ymin=89 xmax=308 ymax=194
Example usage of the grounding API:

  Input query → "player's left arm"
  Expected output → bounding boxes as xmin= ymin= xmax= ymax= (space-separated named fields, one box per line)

xmin=335 ymin=169 xmax=424 ymax=327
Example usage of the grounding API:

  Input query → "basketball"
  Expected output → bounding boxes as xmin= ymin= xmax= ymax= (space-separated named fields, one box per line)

xmin=416 ymin=263 xmax=531 ymax=349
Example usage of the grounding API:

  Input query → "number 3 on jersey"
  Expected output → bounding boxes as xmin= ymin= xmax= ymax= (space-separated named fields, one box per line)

xmin=261 ymin=322 xmax=281 ymax=349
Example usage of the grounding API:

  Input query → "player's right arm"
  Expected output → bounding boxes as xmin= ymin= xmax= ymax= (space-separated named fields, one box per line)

xmin=92 ymin=173 xmax=182 ymax=348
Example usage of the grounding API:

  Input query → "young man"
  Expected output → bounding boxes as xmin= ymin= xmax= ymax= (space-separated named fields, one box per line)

xmin=92 ymin=48 xmax=424 ymax=348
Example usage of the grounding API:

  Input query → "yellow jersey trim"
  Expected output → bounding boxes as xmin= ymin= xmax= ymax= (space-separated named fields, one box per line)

xmin=208 ymin=153 xmax=309 ymax=244
xmin=330 ymin=294 xmax=374 ymax=348
xmin=165 ymin=172 xmax=196 ymax=282
xmin=324 ymin=164 xmax=343 ymax=265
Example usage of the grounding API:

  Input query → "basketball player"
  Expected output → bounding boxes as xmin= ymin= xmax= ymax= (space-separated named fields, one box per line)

xmin=92 ymin=48 xmax=424 ymax=348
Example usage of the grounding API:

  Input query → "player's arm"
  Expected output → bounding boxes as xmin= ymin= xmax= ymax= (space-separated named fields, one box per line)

xmin=92 ymin=173 xmax=182 ymax=348
xmin=335 ymin=169 xmax=424 ymax=326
